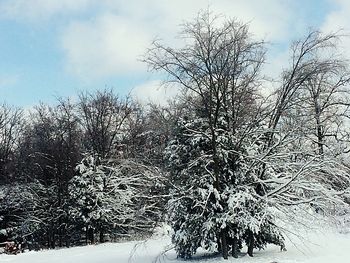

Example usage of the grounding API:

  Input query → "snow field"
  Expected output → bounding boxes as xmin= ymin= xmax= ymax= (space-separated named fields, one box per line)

xmin=1 ymin=227 xmax=350 ymax=263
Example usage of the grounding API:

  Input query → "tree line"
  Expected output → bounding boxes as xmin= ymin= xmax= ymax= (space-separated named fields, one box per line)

xmin=0 ymin=90 xmax=172 ymax=249
xmin=1 ymin=11 xmax=350 ymax=260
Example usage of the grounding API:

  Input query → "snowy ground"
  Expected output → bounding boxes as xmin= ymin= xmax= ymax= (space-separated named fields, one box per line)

xmin=1 ymin=227 xmax=350 ymax=263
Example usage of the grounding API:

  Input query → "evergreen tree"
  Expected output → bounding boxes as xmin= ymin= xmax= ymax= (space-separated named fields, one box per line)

xmin=70 ymin=155 xmax=166 ymax=243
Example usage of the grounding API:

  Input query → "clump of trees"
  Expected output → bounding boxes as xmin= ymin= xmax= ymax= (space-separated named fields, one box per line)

xmin=145 ymin=12 xmax=350 ymax=259
xmin=0 ymin=10 xmax=350 ymax=261
xmin=0 ymin=91 xmax=169 ymax=249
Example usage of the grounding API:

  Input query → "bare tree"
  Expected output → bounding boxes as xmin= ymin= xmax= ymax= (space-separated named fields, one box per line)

xmin=268 ymin=31 xmax=347 ymax=135
xmin=294 ymin=58 xmax=350 ymax=157
xmin=0 ymin=104 xmax=23 ymax=184
xmin=78 ymin=89 xmax=133 ymax=160
xmin=17 ymin=99 xmax=82 ymax=248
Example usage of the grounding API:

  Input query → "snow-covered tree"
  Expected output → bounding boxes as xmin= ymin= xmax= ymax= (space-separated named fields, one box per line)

xmin=15 ymin=100 xmax=82 ymax=248
xmin=146 ymin=11 xmax=276 ymax=259
xmin=146 ymin=11 xmax=350 ymax=259
xmin=165 ymin=113 xmax=285 ymax=258
xmin=69 ymin=155 xmax=166 ymax=243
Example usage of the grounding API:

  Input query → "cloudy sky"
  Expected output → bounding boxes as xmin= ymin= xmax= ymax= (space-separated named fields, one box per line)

xmin=0 ymin=0 xmax=348 ymax=106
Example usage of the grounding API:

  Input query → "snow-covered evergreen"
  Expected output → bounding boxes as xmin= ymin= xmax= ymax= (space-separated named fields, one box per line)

xmin=70 ymin=155 xmax=165 ymax=243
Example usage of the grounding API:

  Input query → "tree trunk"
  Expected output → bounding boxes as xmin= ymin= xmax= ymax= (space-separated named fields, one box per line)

xmin=217 ymin=234 xmax=222 ymax=253
xmin=51 ymin=230 xmax=56 ymax=249
xmin=221 ymin=229 xmax=228 ymax=259
xmin=88 ymin=227 xmax=94 ymax=244
xmin=316 ymin=116 xmax=324 ymax=156
xmin=232 ymin=237 xmax=239 ymax=258
xmin=58 ymin=227 xmax=63 ymax=247
xmin=99 ymin=227 xmax=104 ymax=243
xmin=47 ymin=232 xmax=50 ymax=248
xmin=247 ymin=231 xmax=254 ymax=257
xmin=313 ymin=95 xmax=324 ymax=156
xmin=85 ymin=228 xmax=88 ymax=245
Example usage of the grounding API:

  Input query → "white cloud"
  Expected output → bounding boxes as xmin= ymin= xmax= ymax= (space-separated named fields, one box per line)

xmin=321 ymin=0 xmax=350 ymax=57
xmin=0 ymin=0 xmax=321 ymax=80
xmin=131 ymin=80 xmax=180 ymax=106
xmin=59 ymin=0 xmax=299 ymax=80
xmin=61 ymin=13 xmax=152 ymax=79
xmin=322 ymin=0 xmax=350 ymax=32
xmin=1 ymin=0 xmax=316 ymax=103
xmin=155 ymin=0 xmax=296 ymax=41
xmin=0 ymin=0 xmax=92 ymax=20
xmin=100 ymin=0 xmax=300 ymax=45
